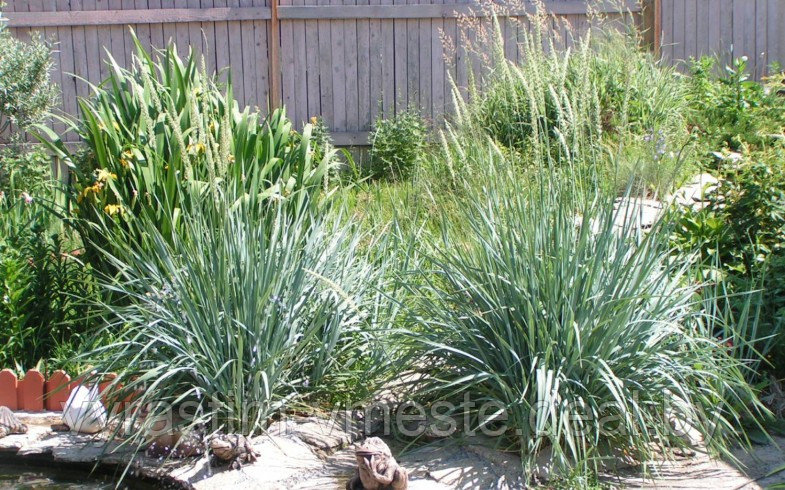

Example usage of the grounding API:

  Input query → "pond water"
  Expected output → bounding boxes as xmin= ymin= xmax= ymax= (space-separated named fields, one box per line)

xmin=0 ymin=463 xmax=151 ymax=490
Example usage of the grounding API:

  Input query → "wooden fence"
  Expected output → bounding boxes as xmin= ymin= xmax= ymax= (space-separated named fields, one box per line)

xmin=2 ymin=0 xmax=641 ymax=146
xmin=659 ymin=0 xmax=785 ymax=78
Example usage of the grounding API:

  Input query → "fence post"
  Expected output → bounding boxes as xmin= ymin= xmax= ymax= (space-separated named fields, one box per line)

xmin=653 ymin=0 xmax=661 ymax=57
xmin=270 ymin=0 xmax=282 ymax=110
xmin=641 ymin=0 xmax=660 ymax=56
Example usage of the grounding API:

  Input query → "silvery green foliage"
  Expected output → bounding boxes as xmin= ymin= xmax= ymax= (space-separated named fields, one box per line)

xmin=406 ymin=140 xmax=763 ymax=481
xmin=84 ymin=193 xmax=402 ymax=446
xmin=0 ymin=12 xmax=58 ymax=139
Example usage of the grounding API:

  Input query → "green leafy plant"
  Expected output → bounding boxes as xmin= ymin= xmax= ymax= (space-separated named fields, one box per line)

xmin=0 ymin=147 xmax=52 ymax=195
xmin=687 ymin=56 xmax=785 ymax=152
xmin=0 ymin=180 xmax=96 ymax=371
xmin=369 ymin=109 xmax=429 ymax=181
xmin=0 ymin=7 xmax=58 ymax=140
xmin=37 ymin=35 xmax=337 ymax=271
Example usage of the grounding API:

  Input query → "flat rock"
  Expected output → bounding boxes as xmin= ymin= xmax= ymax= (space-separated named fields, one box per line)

xmin=670 ymin=173 xmax=720 ymax=210
xmin=18 ymin=430 xmax=98 ymax=457
xmin=396 ymin=440 xmax=525 ymax=489
xmin=613 ymin=197 xmax=665 ymax=230
xmin=267 ymin=413 xmax=362 ymax=454
xmin=606 ymin=436 xmax=785 ymax=489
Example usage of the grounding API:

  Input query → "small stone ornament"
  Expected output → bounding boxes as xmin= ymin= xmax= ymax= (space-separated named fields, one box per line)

xmin=209 ymin=434 xmax=259 ymax=469
xmin=346 ymin=437 xmax=408 ymax=490
xmin=0 ymin=407 xmax=28 ymax=438
xmin=62 ymin=385 xmax=107 ymax=434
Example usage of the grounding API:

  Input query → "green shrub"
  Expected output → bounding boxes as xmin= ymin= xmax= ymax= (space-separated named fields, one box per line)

xmin=37 ymin=35 xmax=337 ymax=271
xmin=0 ymin=9 xmax=58 ymax=140
xmin=0 ymin=147 xmax=51 ymax=195
xmin=675 ymin=54 xmax=785 ymax=380
xmin=404 ymin=140 xmax=761 ymax=480
xmin=369 ymin=109 xmax=428 ymax=180
xmin=687 ymin=56 xmax=785 ymax=152
xmin=0 ymin=174 xmax=96 ymax=371
xmin=671 ymin=147 xmax=785 ymax=378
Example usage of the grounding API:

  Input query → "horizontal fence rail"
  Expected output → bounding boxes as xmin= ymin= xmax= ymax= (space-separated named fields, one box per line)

xmin=276 ymin=1 xmax=640 ymax=19
xmin=3 ymin=1 xmax=639 ymax=25
xmin=2 ymin=0 xmax=642 ymax=147
xmin=3 ymin=7 xmax=273 ymax=26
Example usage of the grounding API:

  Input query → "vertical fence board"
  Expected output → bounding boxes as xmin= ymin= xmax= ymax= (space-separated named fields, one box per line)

xmin=767 ymin=0 xmax=779 ymax=70
xmin=199 ymin=0 xmax=217 ymax=74
xmin=672 ymin=0 xmax=685 ymax=63
xmin=379 ymin=0 xmax=394 ymax=118
xmin=719 ymin=0 xmax=732 ymax=66
xmin=253 ymin=0 xmax=270 ymax=113
xmin=357 ymin=0 xmax=371 ymax=130
xmin=149 ymin=0 xmax=166 ymax=49
xmin=281 ymin=0 xmax=297 ymax=119
xmin=82 ymin=0 xmax=102 ymax=91
xmin=661 ymin=0 xmax=673 ymax=62
xmin=55 ymin=0 xmax=78 ymax=143
xmin=225 ymin=0 xmax=244 ymax=104
xmin=292 ymin=0 xmax=309 ymax=127
xmin=240 ymin=0 xmax=258 ymax=109
xmin=418 ymin=10 xmax=431 ymax=118
xmin=368 ymin=0 xmax=382 ymax=123
xmin=780 ymin=0 xmax=785 ymax=71
xmin=731 ymin=0 xmax=744 ymax=63
xmin=317 ymin=0 xmax=334 ymax=123
xmin=431 ymin=0 xmax=446 ymax=121
xmin=754 ymin=0 xmax=766 ymax=76
xmin=685 ymin=0 xmax=696 ymax=61
xmin=405 ymin=0 xmax=417 ymax=111
xmin=393 ymin=0 xmax=407 ymax=112
xmin=304 ymin=0 xmax=320 ymax=118
xmin=212 ymin=0 xmax=230 ymax=94
xmin=708 ymin=0 xmax=720 ymax=58
xmin=330 ymin=0 xmax=347 ymax=130
xmin=344 ymin=0 xmax=360 ymax=132
xmin=695 ymin=0 xmax=707 ymax=58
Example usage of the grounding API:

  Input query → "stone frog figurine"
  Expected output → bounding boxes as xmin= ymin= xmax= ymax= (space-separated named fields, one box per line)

xmin=346 ymin=437 xmax=408 ymax=490
xmin=0 ymin=406 xmax=28 ymax=438
xmin=209 ymin=433 xmax=258 ymax=469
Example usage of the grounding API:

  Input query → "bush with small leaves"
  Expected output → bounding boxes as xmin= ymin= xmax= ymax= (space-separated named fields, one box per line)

xmin=368 ymin=110 xmax=428 ymax=181
xmin=0 ymin=9 xmax=58 ymax=141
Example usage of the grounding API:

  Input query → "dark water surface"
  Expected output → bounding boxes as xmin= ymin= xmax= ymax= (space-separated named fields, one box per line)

xmin=0 ymin=463 xmax=155 ymax=489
